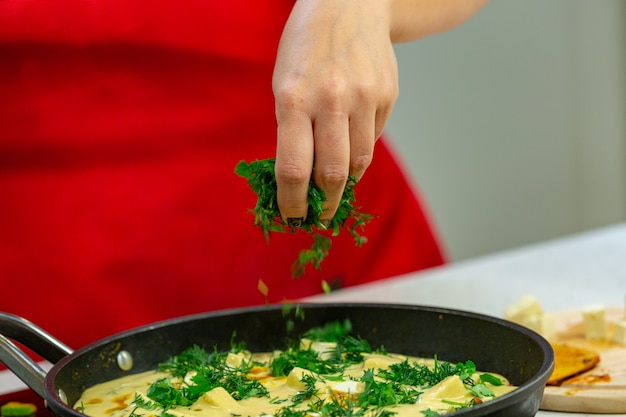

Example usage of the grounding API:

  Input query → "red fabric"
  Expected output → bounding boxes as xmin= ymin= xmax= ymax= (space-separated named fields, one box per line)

xmin=0 ymin=1 xmax=446 ymax=351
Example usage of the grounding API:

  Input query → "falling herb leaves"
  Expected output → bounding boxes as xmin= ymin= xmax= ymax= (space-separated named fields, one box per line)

xmin=235 ymin=158 xmax=373 ymax=277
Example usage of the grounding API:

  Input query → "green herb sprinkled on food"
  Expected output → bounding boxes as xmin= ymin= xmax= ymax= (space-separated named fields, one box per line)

xmin=77 ymin=319 xmax=516 ymax=417
xmin=235 ymin=158 xmax=373 ymax=278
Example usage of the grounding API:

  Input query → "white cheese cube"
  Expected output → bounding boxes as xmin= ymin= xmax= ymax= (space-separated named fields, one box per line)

xmin=518 ymin=313 xmax=556 ymax=340
xmin=183 ymin=370 xmax=197 ymax=386
xmin=329 ymin=379 xmax=363 ymax=396
xmin=583 ymin=304 xmax=608 ymax=340
xmin=299 ymin=338 xmax=337 ymax=360
xmin=131 ymin=391 xmax=151 ymax=406
xmin=519 ymin=315 xmax=540 ymax=332
xmin=420 ymin=376 xmax=471 ymax=403
xmin=612 ymin=320 xmax=626 ymax=346
xmin=504 ymin=295 xmax=544 ymax=323
xmin=202 ymin=387 xmax=242 ymax=412
xmin=539 ymin=313 xmax=557 ymax=340
xmin=286 ymin=367 xmax=317 ymax=391
xmin=362 ymin=354 xmax=403 ymax=371
xmin=226 ymin=352 xmax=250 ymax=368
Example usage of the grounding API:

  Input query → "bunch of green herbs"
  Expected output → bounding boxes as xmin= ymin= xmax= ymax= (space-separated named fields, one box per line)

xmin=235 ymin=158 xmax=373 ymax=277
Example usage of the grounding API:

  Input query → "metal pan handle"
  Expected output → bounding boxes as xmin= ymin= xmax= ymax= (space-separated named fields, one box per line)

xmin=0 ymin=312 xmax=73 ymax=398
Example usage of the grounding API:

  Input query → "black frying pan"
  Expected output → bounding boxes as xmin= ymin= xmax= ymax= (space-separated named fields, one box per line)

xmin=0 ymin=303 xmax=554 ymax=417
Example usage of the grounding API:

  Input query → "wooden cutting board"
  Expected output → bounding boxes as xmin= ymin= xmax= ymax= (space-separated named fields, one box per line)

xmin=540 ymin=306 xmax=626 ymax=413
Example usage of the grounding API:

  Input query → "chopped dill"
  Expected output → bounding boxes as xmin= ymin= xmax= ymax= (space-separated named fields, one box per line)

xmin=235 ymin=158 xmax=373 ymax=278
xmin=119 ymin=320 xmax=506 ymax=417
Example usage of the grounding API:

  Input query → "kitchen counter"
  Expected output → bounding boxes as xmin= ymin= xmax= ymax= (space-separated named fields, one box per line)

xmin=304 ymin=222 xmax=626 ymax=417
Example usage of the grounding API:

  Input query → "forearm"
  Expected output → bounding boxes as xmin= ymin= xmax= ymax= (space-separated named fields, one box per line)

xmin=389 ymin=0 xmax=489 ymax=43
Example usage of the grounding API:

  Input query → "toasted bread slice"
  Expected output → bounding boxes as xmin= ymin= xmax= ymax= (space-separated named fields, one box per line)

xmin=547 ymin=343 xmax=600 ymax=386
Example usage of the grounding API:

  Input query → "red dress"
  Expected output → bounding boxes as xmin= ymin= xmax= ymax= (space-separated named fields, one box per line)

xmin=0 ymin=1 xmax=445 ymax=350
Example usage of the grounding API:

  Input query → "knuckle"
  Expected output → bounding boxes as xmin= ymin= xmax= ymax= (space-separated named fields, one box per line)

xmin=274 ymin=89 xmax=305 ymax=115
xmin=275 ymin=163 xmax=310 ymax=186
xmin=353 ymin=80 xmax=377 ymax=101
xmin=379 ymin=80 xmax=399 ymax=105
xmin=350 ymin=153 xmax=373 ymax=174
xmin=375 ymin=73 xmax=399 ymax=98
xmin=352 ymin=77 xmax=398 ymax=107
xmin=318 ymin=76 xmax=348 ymax=111
xmin=274 ymin=84 xmax=298 ymax=104
xmin=273 ymin=83 xmax=312 ymax=118
xmin=317 ymin=166 xmax=348 ymax=188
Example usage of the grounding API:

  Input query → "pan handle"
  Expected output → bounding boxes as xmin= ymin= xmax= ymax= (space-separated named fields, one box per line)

xmin=0 ymin=312 xmax=73 ymax=398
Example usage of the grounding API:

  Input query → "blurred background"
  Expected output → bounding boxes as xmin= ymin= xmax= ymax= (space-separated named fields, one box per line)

xmin=387 ymin=0 xmax=626 ymax=261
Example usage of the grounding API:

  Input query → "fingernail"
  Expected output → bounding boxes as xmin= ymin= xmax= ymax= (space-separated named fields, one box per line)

xmin=287 ymin=217 xmax=304 ymax=229
xmin=320 ymin=219 xmax=331 ymax=230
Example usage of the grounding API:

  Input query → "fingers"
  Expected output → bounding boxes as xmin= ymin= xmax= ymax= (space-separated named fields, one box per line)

xmin=348 ymin=103 xmax=378 ymax=183
xmin=274 ymin=82 xmax=384 ymax=228
xmin=276 ymin=107 xmax=377 ymax=228
xmin=275 ymin=109 xmax=314 ymax=226
xmin=312 ymin=111 xmax=350 ymax=222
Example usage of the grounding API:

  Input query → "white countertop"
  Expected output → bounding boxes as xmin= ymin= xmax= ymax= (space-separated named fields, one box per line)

xmin=304 ymin=222 xmax=626 ymax=417
xmin=2 ymin=223 xmax=625 ymax=416
xmin=305 ymin=222 xmax=626 ymax=314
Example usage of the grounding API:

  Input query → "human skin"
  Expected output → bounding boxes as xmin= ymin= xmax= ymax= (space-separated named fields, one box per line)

xmin=272 ymin=0 xmax=488 ymax=225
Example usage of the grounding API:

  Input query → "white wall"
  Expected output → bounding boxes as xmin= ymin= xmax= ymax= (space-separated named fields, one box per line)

xmin=387 ymin=0 xmax=626 ymax=261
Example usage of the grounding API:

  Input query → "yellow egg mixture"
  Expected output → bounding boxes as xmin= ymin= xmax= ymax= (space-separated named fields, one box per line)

xmin=75 ymin=334 xmax=516 ymax=417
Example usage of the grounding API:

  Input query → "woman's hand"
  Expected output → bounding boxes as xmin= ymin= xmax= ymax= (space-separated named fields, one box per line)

xmin=272 ymin=0 xmax=397 ymax=227
xmin=272 ymin=0 xmax=488 ymax=227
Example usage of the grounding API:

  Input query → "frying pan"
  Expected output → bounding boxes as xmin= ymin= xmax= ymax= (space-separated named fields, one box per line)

xmin=0 ymin=303 xmax=554 ymax=417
